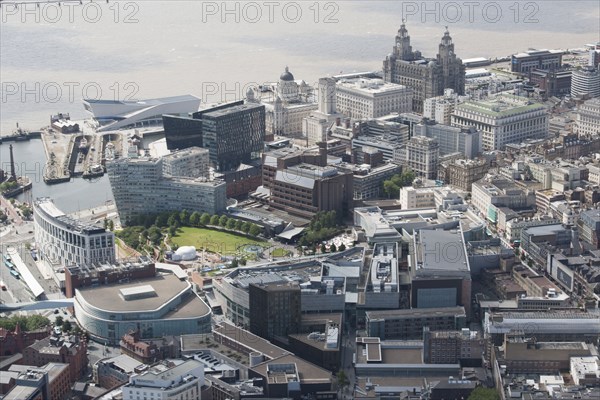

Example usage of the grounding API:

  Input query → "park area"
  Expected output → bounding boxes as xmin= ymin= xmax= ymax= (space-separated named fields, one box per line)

xmin=271 ymin=247 xmax=292 ymax=258
xmin=171 ymin=227 xmax=267 ymax=256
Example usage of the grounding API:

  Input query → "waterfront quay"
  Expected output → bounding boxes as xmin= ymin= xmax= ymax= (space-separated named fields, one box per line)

xmin=41 ymin=130 xmax=73 ymax=184
xmin=39 ymin=121 xmax=128 ymax=184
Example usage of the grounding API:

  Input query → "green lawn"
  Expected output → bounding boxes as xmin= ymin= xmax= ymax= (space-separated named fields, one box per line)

xmin=271 ymin=248 xmax=291 ymax=258
xmin=171 ymin=226 xmax=266 ymax=256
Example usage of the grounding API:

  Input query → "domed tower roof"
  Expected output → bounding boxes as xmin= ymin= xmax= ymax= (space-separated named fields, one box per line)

xmin=441 ymin=26 xmax=453 ymax=45
xmin=246 ymin=87 xmax=255 ymax=101
xmin=398 ymin=20 xmax=409 ymax=38
xmin=280 ymin=66 xmax=295 ymax=81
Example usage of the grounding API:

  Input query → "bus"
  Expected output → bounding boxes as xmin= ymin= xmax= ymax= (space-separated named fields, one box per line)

xmin=4 ymin=260 xmax=15 ymax=269
xmin=10 ymin=270 xmax=20 ymax=279
xmin=2 ymin=253 xmax=11 ymax=263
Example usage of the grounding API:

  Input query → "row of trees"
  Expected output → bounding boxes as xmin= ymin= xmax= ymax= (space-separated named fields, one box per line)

xmin=298 ymin=211 xmax=341 ymax=247
xmin=54 ymin=316 xmax=74 ymax=332
xmin=0 ymin=314 xmax=50 ymax=331
xmin=126 ymin=210 xmax=263 ymax=237
xmin=467 ymin=387 xmax=500 ymax=400
xmin=117 ymin=210 xmax=265 ymax=252
xmin=382 ymin=169 xmax=416 ymax=198
xmin=320 ymin=243 xmax=346 ymax=254
xmin=18 ymin=203 xmax=32 ymax=219
xmin=103 ymin=218 xmax=114 ymax=231
xmin=188 ymin=213 xmax=262 ymax=237
xmin=0 ymin=181 xmax=19 ymax=193
xmin=116 ymin=226 xmax=163 ymax=251
xmin=116 ymin=226 xmax=146 ymax=251
xmin=515 ymin=248 xmax=535 ymax=269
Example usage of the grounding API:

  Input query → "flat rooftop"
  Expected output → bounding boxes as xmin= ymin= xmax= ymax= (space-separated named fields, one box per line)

xmin=536 ymin=342 xmax=589 ymax=350
xmin=101 ymin=354 xmax=145 ymax=373
xmin=226 ymin=262 xmax=322 ymax=290
xmin=356 ymin=340 xmax=424 ymax=364
xmin=3 ymin=385 xmax=38 ymax=400
xmin=76 ymin=274 xmax=209 ymax=316
xmin=66 ymin=257 xmax=154 ymax=280
xmin=356 ymin=376 xmax=431 ymax=398
xmin=495 ymin=310 xmax=600 ymax=320
xmin=84 ymin=94 xmax=200 ymax=105
xmin=337 ymin=78 xmax=410 ymax=94
xmin=35 ymin=198 xmax=107 ymax=235
xmin=382 ymin=348 xmax=423 ymax=364
xmin=456 ymin=94 xmax=546 ymax=118
xmin=366 ymin=306 xmax=466 ymax=320
xmin=251 ymin=353 xmax=331 ymax=385
xmin=203 ymin=102 xmax=264 ymax=118
xmin=415 ymin=229 xmax=469 ymax=272
xmin=522 ymin=224 xmax=565 ymax=236
xmin=213 ymin=322 xmax=289 ymax=360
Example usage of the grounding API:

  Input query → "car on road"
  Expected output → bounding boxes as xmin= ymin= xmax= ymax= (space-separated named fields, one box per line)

xmin=54 ymin=309 xmax=59 ymax=314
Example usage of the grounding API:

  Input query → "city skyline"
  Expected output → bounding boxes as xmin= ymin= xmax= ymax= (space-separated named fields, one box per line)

xmin=1 ymin=0 xmax=599 ymax=132
xmin=1 ymin=2 xmax=600 ymax=400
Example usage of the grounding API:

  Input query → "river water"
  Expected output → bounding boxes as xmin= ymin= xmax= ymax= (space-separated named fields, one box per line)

xmin=0 ymin=0 xmax=598 ymax=212
xmin=0 ymin=139 xmax=114 ymax=213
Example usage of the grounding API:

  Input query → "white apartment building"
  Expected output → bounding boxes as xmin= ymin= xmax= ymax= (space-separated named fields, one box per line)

xmin=549 ymin=201 xmax=580 ymax=227
xmin=413 ymin=122 xmax=480 ymax=158
xmin=504 ymin=217 xmax=561 ymax=242
xmin=107 ymin=155 xmax=227 ymax=224
xmin=570 ymin=356 xmax=600 ymax=386
xmin=34 ymin=198 xmax=115 ymax=267
xmin=122 ymin=360 xmax=204 ymax=400
xmin=266 ymin=98 xmax=317 ymax=138
xmin=406 ymin=136 xmax=439 ymax=180
xmin=526 ymin=160 xmax=587 ymax=191
xmin=399 ymin=186 xmax=463 ymax=210
xmin=471 ymin=175 xmax=536 ymax=218
xmin=399 ymin=186 xmax=436 ymax=209
xmin=451 ymin=93 xmax=548 ymax=151
xmin=423 ymin=88 xmax=465 ymax=125
xmin=588 ymin=164 xmax=600 ymax=185
xmin=303 ymin=77 xmax=343 ymax=145
xmin=576 ymin=97 xmax=600 ymax=136
xmin=161 ymin=146 xmax=210 ymax=178
xmin=349 ymin=162 xmax=401 ymax=200
xmin=526 ymin=160 xmax=552 ymax=189
xmin=571 ymin=67 xmax=600 ymax=99
xmin=335 ymin=78 xmax=413 ymax=120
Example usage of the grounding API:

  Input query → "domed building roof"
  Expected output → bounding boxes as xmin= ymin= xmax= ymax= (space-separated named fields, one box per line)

xmin=175 ymin=246 xmax=197 ymax=261
xmin=246 ymin=87 xmax=255 ymax=101
xmin=280 ymin=66 xmax=295 ymax=81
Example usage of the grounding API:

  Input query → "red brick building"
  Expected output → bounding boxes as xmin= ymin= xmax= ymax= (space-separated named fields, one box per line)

xmin=0 ymin=325 xmax=51 ymax=357
xmin=120 ymin=330 xmax=161 ymax=364
xmin=22 ymin=335 xmax=88 ymax=383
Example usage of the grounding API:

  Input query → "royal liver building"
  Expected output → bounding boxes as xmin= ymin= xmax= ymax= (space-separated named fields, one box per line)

xmin=383 ymin=23 xmax=465 ymax=113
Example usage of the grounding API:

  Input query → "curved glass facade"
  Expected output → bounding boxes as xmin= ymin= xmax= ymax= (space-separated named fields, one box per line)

xmin=74 ymin=282 xmax=211 ymax=345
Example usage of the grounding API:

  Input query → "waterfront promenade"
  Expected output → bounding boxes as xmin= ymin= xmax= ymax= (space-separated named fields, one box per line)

xmin=0 ymin=195 xmax=24 ymax=226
